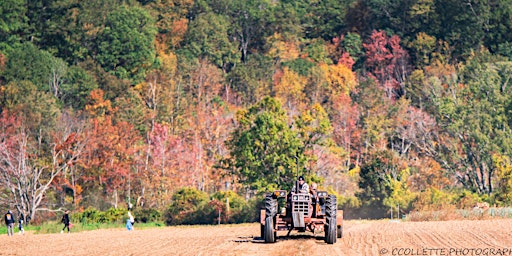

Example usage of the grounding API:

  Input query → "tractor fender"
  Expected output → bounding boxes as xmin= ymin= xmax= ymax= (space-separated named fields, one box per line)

xmin=336 ymin=210 xmax=344 ymax=227
xmin=260 ymin=209 xmax=266 ymax=225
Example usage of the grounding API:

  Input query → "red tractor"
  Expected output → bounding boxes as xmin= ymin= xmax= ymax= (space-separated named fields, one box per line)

xmin=260 ymin=187 xmax=343 ymax=244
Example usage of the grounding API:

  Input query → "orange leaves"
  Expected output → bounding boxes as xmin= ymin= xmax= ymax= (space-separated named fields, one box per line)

xmin=85 ymin=89 xmax=113 ymax=117
xmin=83 ymin=112 xmax=143 ymax=193
xmin=169 ymin=18 xmax=188 ymax=48
xmin=409 ymin=157 xmax=451 ymax=191
xmin=331 ymin=93 xmax=360 ymax=151
xmin=54 ymin=132 xmax=80 ymax=166
xmin=0 ymin=52 xmax=6 ymax=70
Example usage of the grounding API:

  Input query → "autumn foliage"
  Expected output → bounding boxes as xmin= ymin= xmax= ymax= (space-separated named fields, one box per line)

xmin=1 ymin=1 xmax=512 ymax=223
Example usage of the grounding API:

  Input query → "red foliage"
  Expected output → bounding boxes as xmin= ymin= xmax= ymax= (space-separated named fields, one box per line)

xmin=329 ymin=35 xmax=355 ymax=70
xmin=363 ymin=30 xmax=410 ymax=99
xmin=338 ymin=52 xmax=355 ymax=70
xmin=82 ymin=115 xmax=142 ymax=194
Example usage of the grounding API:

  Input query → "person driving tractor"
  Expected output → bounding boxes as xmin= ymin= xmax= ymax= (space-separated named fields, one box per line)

xmin=291 ymin=176 xmax=309 ymax=193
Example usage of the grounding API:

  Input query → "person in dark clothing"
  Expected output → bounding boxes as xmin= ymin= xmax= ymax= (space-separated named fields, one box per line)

xmin=18 ymin=213 xmax=24 ymax=235
xmin=4 ymin=210 xmax=15 ymax=236
xmin=61 ymin=210 xmax=70 ymax=233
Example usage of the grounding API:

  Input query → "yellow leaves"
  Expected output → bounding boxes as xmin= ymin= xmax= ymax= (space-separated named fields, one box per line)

xmin=319 ymin=62 xmax=357 ymax=97
xmin=409 ymin=0 xmax=434 ymax=16
xmin=82 ymin=23 xmax=101 ymax=37
xmin=157 ymin=50 xmax=178 ymax=75
xmin=273 ymin=67 xmax=306 ymax=104
xmin=266 ymin=33 xmax=300 ymax=62
xmin=348 ymin=165 xmax=360 ymax=179
xmin=493 ymin=154 xmax=512 ymax=202
xmin=410 ymin=32 xmax=436 ymax=66
xmin=384 ymin=168 xmax=417 ymax=209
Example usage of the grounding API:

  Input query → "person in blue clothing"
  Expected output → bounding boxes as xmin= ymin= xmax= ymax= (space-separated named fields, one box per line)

xmin=126 ymin=218 xmax=133 ymax=231
xmin=4 ymin=210 xmax=15 ymax=236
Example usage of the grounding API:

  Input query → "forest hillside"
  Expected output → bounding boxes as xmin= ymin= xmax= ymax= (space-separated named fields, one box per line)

xmin=1 ymin=0 xmax=512 ymax=223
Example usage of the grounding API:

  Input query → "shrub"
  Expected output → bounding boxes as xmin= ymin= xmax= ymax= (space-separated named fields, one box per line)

xmin=211 ymin=191 xmax=251 ymax=224
xmin=75 ymin=207 xmax=128 ymax=224
xmin=133 ymin=208 xmax=161 ymax=223
xmin=75 ymin=207 xmax=103 ymax=224
xmin=105 ymin=207 xmax=128 ymax=224
xmin=412 ymin=188 xmax=458 ymax=211
xmin=232 ymin=197 xmax=261 ymax=223
xmin=164 ymin=187 xmax=209 ymax=225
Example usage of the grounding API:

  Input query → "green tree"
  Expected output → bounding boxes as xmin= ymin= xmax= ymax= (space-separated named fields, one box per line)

xmin=383 ymin=168 xmax=417 ymax=215
xmin=2 ymin=42 xmax=55 ymax=90
xmin=356 ymin=149 xmax=396 ymax=219
xmin=180 ymin=12 xmax=240 ymax=72
xmin=224 ymin=97 xmax=305 ymax=192
xmin=96 ymin=5 xmax=157 ymax=83
xmin=340 ymin=32 xmax=364 ymax=67
xmin=1 ymin=80 xmax=61 ymax=137
xmin=227 ymin=53 xmax=274 ymax=106
xmin=61 ymin=65 xmax=98 ymax=110
xmin=433 ymin=0 xmax=489 ymax=59
xmin=435 ymin=51 xmax=512 ymax=194
xmin=55 ymin=0 xmax=128 ymax=63
xmin=305 ymin=0 xmax=352 ymax=40
xmin=78 ymin=58 xmax=131 ymax=104
xmin=294 ymin=103 xmax=333 ymax=150
xmin=484 ymin=1 xmax=512 ymax=58
xmin=113 ymin=88 xmax=149 ymax=135
xmin=224 ymin=0 xmax=272 ymax=63
xmin=0 ymin=0 xmax=27 ymax=50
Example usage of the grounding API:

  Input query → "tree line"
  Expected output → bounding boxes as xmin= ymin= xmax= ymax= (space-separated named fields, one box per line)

xmin=1 ymin=0 xmax=512 ymax=222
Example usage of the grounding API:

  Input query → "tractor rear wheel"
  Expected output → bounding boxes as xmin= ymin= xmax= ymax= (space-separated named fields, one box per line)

xmin=325 ymin=216 xmax=337 ymax=244
xmin=264 ymin=216 xmax=276 ymax=243
xmin=324 ymin=195 xmax=337 ymax=244
xmin=265 ymin=195 xmax=277 ymax=217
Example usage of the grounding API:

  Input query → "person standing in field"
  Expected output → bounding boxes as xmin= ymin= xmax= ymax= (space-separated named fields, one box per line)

xmin=61 ymin=210 xmax=71 ymax=233
xmin=18 ymin=213 xmax=25 ymax=235
xmin=126 ymin=218 xmax=133 ymax=231
xmin=4 ymin=210 xmax=15 ymax=236
xmin=128 ymin=211 xmax=135 ymax=230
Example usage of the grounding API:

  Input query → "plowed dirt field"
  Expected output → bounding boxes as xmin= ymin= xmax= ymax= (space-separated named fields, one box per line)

xmin=1 ymin=219 xmax=511 ymax=256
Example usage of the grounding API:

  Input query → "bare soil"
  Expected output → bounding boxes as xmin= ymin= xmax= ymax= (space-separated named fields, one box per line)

xmin=1 ymin=219 xmax=511 ymax=256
